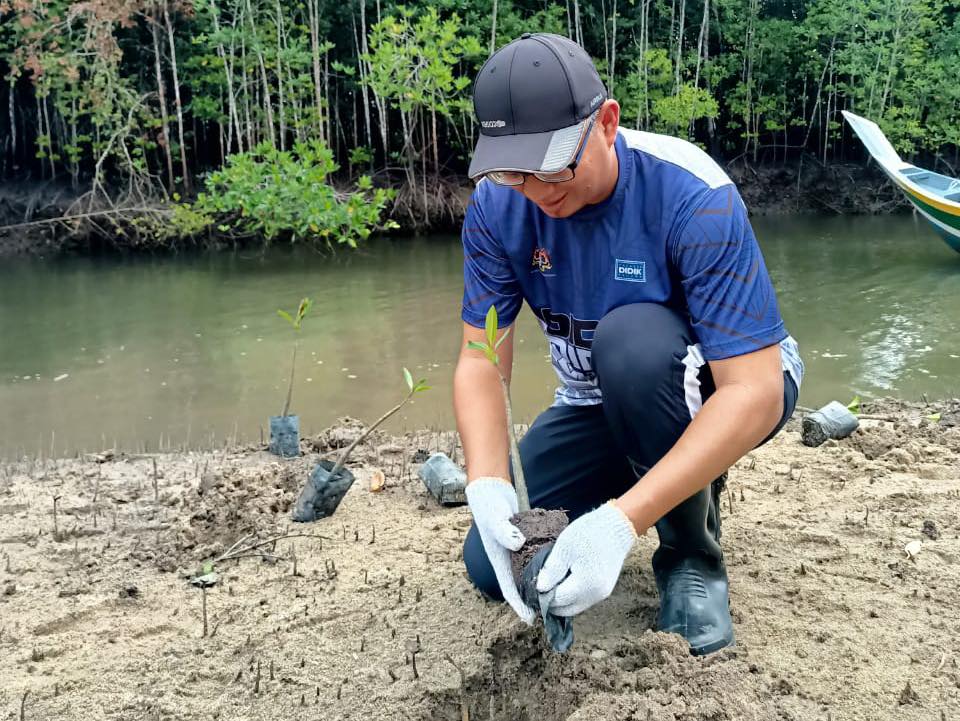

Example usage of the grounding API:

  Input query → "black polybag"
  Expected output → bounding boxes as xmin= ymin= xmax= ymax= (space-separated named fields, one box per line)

xmin=518 ymin=542 xmax=574 ymax=653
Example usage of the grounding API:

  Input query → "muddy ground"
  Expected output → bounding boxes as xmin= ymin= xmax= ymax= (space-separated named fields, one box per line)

xmin=1 ymin=401 xmax=959 ymax=720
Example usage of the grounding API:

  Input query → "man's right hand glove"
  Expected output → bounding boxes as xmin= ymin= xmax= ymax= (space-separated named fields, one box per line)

xmin=465 ymin=477 xmax=536 ymax=624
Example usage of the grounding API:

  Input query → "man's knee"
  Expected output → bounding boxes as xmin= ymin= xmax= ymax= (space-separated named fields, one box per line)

xmin=593 ymin=303 xmax=692 ymax=391
xmin=463 ymin=524 xmax=502 ymax=601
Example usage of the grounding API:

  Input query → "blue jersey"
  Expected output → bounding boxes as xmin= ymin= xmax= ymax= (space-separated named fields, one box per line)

xmin=461 ymin=128 xmax=803 ymax=406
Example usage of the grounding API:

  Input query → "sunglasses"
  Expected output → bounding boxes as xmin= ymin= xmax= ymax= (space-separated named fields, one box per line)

xmin=485 ymin=112 xmax=598 ymax=187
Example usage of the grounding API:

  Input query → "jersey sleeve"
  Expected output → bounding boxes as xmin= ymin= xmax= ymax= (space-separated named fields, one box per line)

xmin=461 ymin=186 xmax=523 ymax=328
xmin=670 ymin=184 xmax=787 ymax=360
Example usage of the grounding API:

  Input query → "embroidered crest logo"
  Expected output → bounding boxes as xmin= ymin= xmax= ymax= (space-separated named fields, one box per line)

xmin=532 ymin=247 xmax=553 ymax=272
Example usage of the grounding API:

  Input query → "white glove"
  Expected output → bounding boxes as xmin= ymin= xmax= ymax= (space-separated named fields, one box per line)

xmin=465 ymin=477 xmax=536 ymax=624
xmin=536 ymin=501 xmax=638 ymax=617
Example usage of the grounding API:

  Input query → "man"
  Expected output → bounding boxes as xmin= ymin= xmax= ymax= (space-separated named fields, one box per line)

xmin=455 ymin=33 xmax=803 ymax=656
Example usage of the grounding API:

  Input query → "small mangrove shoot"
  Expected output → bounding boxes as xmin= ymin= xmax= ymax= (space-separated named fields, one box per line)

xmin=466 ymin=305 xmax=529 ymax=512
xmin=290 ymin=368 xmax=430 ymax=522
xmin=329 ymin=368 xmax=430 ymax=475
xmin=277 ymin=297 xmax=313 ymax=417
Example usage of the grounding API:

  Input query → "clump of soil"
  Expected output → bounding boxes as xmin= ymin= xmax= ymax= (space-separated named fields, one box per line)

xmin=427 ymin=628 xmax=818 ymax=721
xmin=170 ymin=457 xmax=308 ymax=564
xmin=171 ymin=418 xmax=385 ymax=564
xmin=509 ymin=508 xmax=569 ymax=584
xmin=310 ymin=416 xmax=382 ymax=455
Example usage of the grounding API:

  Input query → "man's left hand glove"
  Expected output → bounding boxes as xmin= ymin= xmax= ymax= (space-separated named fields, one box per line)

xmin=536 ymin=501 xmax=638 ymax=617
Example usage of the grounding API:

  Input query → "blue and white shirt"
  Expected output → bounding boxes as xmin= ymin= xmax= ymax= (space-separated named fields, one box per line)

xmin=461 ymin=128 xmax=804 ymax=406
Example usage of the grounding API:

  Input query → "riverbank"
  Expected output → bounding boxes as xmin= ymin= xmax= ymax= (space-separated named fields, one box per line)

xmin=0 ymin=159 xmax=906 ymax=257
xmin=1 ymin=399 xmax=958 ymax=720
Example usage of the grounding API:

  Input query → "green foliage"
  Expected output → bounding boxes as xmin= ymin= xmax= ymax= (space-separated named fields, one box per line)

xmin=403 ymin=367 xmax=431 ymax=394
xmin=466 ymin=305 xmax=510 ymax=367
xmin=362 ymin=5 xmax=481 ymax=175
xmin=3 ymin=0 xmax=959 ymax=223
xmin=189 ymin=140 xmax=396 ymax=246
xmin=349 ymin=146 xmax=373 ymax=167
xmin=653 ymin=83 xmax=719 ymax=134
xmin=278 ymin=297 xmax=313 ymax=331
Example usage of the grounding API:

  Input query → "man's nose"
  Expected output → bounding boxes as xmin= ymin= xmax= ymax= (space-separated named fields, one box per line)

xmin=521 ymin=176 xmax=555 ymax=201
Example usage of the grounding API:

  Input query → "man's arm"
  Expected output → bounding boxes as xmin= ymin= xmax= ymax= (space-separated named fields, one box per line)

xmin=613 ymin=182 xmax=790 ymax=530
xmin=613 ymin=343 xmax=784 ymax=533
xmin=454 ymin=321 xmax=515 ymax=482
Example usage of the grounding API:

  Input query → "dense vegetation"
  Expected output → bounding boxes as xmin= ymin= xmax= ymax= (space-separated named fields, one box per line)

xmin=1 ymin=0 xmax=958 ymax=245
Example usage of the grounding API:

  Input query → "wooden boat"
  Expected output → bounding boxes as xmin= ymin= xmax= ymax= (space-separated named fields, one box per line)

xmin=842 ymin=110 xmax=960 ymax=253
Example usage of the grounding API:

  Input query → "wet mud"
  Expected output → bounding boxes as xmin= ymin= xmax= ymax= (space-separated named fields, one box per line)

xmin=1 ymin=402 xmax=958 ymax=720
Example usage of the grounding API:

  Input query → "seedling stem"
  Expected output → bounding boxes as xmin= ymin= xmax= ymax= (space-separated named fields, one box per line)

xmin=466 ymin=305 xmax=530 ymax=512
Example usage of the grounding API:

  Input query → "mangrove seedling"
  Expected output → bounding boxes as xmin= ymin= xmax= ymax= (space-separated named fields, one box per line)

xmin=468 ymin=304 xmax=574 ymax=653
xmin=277 ymin=297 xmax=313 ymax=418
xmin=190 ymin=562 xmax=219 ymax=638
xmin=291 ymin=368 xmax=430 ymax=522
xmin=466 ymin=305 xmax=530 ymax=512
xmin=270 ymin=297 xmax=313 ymax=457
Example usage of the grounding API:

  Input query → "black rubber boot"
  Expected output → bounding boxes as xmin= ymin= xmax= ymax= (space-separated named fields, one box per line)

xmin=652 ymin=473 xmax=734 ymax=656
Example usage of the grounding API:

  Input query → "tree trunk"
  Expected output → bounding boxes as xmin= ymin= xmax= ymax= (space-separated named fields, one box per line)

xmin=601 ymin=0 xmax=609 ymax=81
xmin=244 ymin=0 xmax=276 ymax=148
xmin=42 ymin=94 xmax=55 ymax=179
xmin=164 ymin=1 xmax=191 ymax=192
xmin=151 ymin=17 xmax=175 ymax=193
xmin=324 ymin=47 xmax=332 ymax=152
xmin=674 ymin=0 xmax=686 ymax=97
xmin=879 ymin=0 xmax=904 ymax=118
xmin=7 ymin=81 xmax=15 ymax=166
xmin=211 ymin=2 xmax=243 ymax=154
xmin=693 ymin=0 xmax=709 ymax=90
xmin=307 ymin=0 xmax=325 ymax=143
xmin=490 ymin=0 xmax=498 ymax=54
xmin=609 ymin=0 xmax=617 ymax=94
xmin=275 ymin=0 xmax=286 ymax=150
xmin=573 ymin=0 xmax=582 ymax=46
xmin=432 ymin=103 xmax=439 ymax=176
xmin=353 ymin=3 xmax=373 ymax=158
xmin=239 ymin=29 xmax=254 ymax=150
xmin=692 ymin=0 xmax=710 ymax=140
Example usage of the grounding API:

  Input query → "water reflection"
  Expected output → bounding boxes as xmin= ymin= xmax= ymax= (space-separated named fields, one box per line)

xmin=0 ymin=214 xmax=958 ymax=457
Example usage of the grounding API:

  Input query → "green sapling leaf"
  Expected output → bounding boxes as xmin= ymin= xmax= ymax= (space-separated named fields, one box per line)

xmin=277 ymin=309 xmax=295 ymax=326
xmin=494 ymin=326 xmax=511 ymax=350
xmin=296 ymin=297 xmax=313 ymax=325
xmin=467 ymin=340 xmax=488 ymax=353
xmin=484 ymin=305 xmax=499 ymax=349
xmin=847 ymin=396 xmax=861 ymax=415
xmin=403 ymin=367 xmax=414 ymax=392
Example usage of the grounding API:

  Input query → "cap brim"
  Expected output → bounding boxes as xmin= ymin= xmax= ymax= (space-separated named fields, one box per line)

xmin=467 ymin=119 xmax=587 ymax=180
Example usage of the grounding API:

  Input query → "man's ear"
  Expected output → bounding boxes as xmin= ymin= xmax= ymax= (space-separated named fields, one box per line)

xmin=598 ymin=99 xmax=620 ymax=147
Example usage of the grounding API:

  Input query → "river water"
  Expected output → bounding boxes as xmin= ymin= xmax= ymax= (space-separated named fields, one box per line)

xmin=1 ymin=214 xmax=958 ymax=458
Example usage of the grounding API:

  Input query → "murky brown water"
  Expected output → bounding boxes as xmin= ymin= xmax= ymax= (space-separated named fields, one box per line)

xmin=1 ymin=213 xmax=958 ymax=458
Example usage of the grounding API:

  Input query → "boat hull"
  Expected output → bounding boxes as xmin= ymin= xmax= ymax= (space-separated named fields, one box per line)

xmin=895 ymin=182 xmax=960 ymax=253
xmin=842 ymin=110 xmax=960 ymax=254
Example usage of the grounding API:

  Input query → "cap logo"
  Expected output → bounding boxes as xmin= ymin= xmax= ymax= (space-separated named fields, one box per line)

xmin=590 ymin=94 xmax=603 ymax=108
xmin=481 ymin=120 xmax=506 ymax=128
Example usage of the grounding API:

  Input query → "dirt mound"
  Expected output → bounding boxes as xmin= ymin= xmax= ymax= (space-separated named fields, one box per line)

xmin=167 ymin=418 xmax=391 ymax=567
xmin=427 ymin=629 xmax=820 ymax=720
xmin=169 ymin=457 xmax=307 ymax=565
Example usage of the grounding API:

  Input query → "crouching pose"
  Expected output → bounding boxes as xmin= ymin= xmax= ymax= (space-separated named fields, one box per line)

xmin=455 ymin=32 xmax=803 ymax=655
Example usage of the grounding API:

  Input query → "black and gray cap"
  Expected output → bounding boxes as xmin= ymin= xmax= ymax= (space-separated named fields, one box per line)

xmin=468 ymin=33 xmax=607 ymax=180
